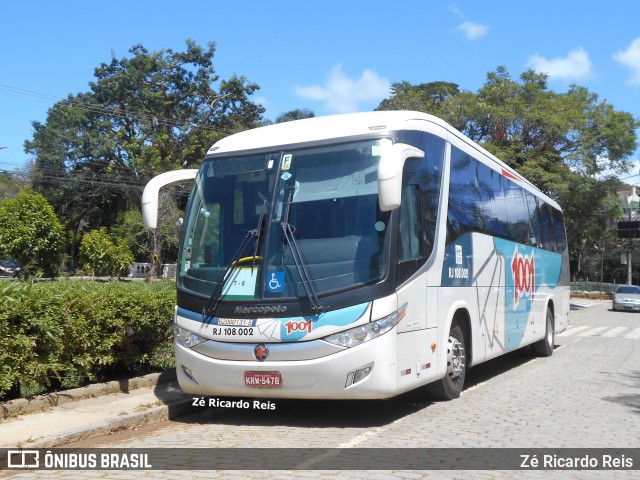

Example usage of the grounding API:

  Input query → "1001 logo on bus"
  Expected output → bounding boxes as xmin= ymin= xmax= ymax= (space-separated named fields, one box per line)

xmin=511 ymin=248 xmax=535 ymax=309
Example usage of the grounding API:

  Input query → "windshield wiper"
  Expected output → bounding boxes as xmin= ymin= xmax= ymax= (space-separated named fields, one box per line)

xmin=203 ymin=198 xmax=268 ymax=318
xmin=202 ymin=230 xmax=255 ymax=318
xmin=281 ymin=189 xmax=323 ymax=313
xmin=251 ymin=197 xmax=267 ymax=272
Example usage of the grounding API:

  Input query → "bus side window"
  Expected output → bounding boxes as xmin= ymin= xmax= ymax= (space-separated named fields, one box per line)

xmin=397 ymin=184 xmax=425 ymax=284
xmin=399 ymin=184 xmax=423 ymax=261
xmin=552 ymin=207 xmax=567 ymax=252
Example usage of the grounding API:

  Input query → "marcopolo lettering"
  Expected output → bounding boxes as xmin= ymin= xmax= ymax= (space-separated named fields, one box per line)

xmin=234 ymin=305 xmax=288 ymax=315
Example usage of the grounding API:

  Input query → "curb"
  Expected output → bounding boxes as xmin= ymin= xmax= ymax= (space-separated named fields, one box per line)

xmin=1 ymin=370 xmax=177 ymax=420
xmin=27 ymin=397 xmax=195 ymax=448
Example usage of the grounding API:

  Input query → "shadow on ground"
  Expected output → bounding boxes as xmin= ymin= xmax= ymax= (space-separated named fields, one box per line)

xmin=168 ymin=348 xmax=543 ymax=429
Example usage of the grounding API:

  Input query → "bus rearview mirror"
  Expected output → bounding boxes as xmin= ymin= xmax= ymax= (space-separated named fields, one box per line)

xmin=142 ymin=169 xmax=198 ymax=229
xmin=377 ymin=143 xmax=425 ymax=212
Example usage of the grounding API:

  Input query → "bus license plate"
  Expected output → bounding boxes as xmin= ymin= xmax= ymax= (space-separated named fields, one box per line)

xmin=244 ymin=371 xmax=282 ymax=387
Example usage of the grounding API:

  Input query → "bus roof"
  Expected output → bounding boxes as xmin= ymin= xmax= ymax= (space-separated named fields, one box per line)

xmin=207 ymin=111 xmax=443 ymax=155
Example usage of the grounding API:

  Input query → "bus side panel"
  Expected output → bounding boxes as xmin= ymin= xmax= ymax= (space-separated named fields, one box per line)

xmin=440 ymin=233 xmax=504 ymax=366
xmin=395 ymin=273 xmax=441 ymax=391
xmin=441 ymin=233 xmax=565 ymax=367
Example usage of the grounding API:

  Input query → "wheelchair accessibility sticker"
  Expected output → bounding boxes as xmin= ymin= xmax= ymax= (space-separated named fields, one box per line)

xmin=266 ymin=272 xmax=285 ymax=292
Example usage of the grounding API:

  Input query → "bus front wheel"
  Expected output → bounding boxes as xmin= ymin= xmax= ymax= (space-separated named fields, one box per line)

xmin=428 ymin=322 xmax=467 ymax=400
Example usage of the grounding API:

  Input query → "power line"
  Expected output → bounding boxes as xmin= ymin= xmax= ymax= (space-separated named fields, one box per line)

xmin=0 ymin=169 xmax=145 ymax=191
xmin=0 ymin=83 xmax=249 ymax=136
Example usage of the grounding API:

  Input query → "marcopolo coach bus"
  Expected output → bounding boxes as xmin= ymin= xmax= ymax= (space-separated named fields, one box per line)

xmin=142 ymin=110 xmax=570 ymax=400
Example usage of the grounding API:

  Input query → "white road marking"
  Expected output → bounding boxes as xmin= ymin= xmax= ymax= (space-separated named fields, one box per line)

xmin=602 ymin=327 xmax=627 ymax=337
xmin=557 ymin=325 xmax=590 ymax=336
xmin=579 ymin=326 xmax=609 ymax=336
xmin=625 ymin=327 xmax=640 ymax=340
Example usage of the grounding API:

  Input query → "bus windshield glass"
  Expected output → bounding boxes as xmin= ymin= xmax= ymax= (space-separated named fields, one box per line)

xmin=178 ymin=139 xmax=390 ymax=302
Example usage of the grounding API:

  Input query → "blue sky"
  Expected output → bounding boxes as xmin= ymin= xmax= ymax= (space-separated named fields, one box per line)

xmin=1 ymin=1 xmax=639 ymax=174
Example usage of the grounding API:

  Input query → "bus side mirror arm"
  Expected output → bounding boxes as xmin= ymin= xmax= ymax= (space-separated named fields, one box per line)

xmin=378 ymin=144 xmax=425 ymax=212
xmin=142 ymin=169 xmax=198 ymax=229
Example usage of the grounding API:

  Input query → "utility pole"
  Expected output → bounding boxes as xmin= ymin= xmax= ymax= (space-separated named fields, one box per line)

xmin=628 ymin=242 xmax=633 ymax=285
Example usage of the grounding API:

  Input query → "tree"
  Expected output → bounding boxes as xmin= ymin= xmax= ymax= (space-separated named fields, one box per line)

xmin=0 ymin=171 xmax=27 ymax=200
xmin=275 ymin=108 xmax=315 ymax=123
xmin=147 ymin=188 xmax=186 ymax=278
xmin=376 ymin=81 xmax=461 ymax=115
xmin=110 ymin=208 xmax=152 ymax=262
xmin=0 ymin=187 xmax=65 ymax=277
xmin=562 ymin=173 xmax=623 ymax=278
xmin=110 ymin=188 xmax=184 ymax=279
xmin=79 ymin=227 xmax=134 ymax=278
xmin=25 ymin=40 xmax=266 ymax=269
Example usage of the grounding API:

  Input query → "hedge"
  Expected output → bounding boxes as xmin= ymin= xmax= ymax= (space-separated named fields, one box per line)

xmin=0 ymin=280 xmax=176 ymax=400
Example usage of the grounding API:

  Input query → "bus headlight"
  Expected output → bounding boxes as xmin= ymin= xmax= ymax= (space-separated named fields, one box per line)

xmin=174 ymin=325 xmax=207 ymax=348
xmin=323 ymin=304 xmax=407 ymax=348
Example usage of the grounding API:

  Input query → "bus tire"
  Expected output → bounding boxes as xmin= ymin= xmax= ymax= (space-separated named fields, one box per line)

xmin=428 ymin=322 xmax=467 ymax=400
xmin=533 ymin=307 xmax=554 ymax=357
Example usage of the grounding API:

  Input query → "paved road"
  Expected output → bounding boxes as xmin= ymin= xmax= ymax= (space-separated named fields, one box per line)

xmin=4 ymin=300 xmax=639 ymax=479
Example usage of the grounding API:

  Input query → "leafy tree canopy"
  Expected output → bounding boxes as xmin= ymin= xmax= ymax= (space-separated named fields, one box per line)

xmin=25 ymin=40 xmax=265 ymax=233
xmin=0 ymin=171 xmax=27 ymax=200
xmin=79 ymin=227 xmax=134 ymax=278
xmin=24 ymin=40 xmax=265 ymax=269
xmin=275 ymin=108 xmax=316 ymax=123
xmin=376 ymin=81 xmax=461 ymax=113
xmin=0 ymin=187 xmax=65 ymax=277
xmin=378 ymin=68 xmax=638 ymax=184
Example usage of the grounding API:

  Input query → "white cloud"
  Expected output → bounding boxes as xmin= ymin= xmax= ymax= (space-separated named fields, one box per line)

xmin=293 ymin=65 xmax=390 ymax=114
xmin=456 ymin=21 xmax=490 ymax=40
xmin=613 ymin=37 xmax=640 ymax=86
xmin=450 ymin=5 xmax=489 ymax=40
xmin=526 ymin=47 xmax=593 ymax=82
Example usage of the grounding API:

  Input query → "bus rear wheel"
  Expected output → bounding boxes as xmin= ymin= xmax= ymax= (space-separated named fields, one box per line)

xmin=428 ymin=322 xmax=467 ymax=400
xmin=533 ymin=307 xmax=554 ymax=357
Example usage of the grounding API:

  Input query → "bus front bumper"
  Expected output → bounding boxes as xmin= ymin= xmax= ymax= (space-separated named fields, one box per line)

xmin=174 ymin=332 xmax=400 ymax=400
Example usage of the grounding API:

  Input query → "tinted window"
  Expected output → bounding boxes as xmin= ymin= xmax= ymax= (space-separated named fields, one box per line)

xmin=616 ymin=285 xmax=640 ymax=294
xmin=478 ymin=163 xmax=509 ymax=238
xmin=447 ymin=146 xmax=566 ymax=253
xmin=396 ymin=132 xmax=446 ymax=284
xmin=447 ymin=147 xmax=482 ymax=238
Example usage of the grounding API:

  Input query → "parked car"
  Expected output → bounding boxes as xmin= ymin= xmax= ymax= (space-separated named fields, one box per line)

xmin=611 ymin=285 xmax=640 ymax=312
xmin=0 ymin=258 xmax=20 ymax=277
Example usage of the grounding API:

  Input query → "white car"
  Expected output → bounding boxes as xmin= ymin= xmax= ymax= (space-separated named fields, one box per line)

xmin=612 ymin=285 xmax=640 ymax=312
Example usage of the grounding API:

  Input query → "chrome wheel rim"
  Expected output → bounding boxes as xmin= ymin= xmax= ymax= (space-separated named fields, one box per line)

xmin=546 ymin=314 xmax=554 ymax=348
xmin=447 ymin=335 xmax=465 ymax=379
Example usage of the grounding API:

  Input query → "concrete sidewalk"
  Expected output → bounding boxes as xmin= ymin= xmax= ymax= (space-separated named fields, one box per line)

xmin=0 ymin=370 xmax=193 ymax=448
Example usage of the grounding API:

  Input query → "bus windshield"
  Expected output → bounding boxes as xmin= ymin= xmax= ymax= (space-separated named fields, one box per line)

xmin=178 ymin=139 xmax=390 ymax=304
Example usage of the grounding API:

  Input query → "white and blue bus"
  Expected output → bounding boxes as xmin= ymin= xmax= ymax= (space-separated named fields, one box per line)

xmin=142 ymin=111 xmax=570 ymax=400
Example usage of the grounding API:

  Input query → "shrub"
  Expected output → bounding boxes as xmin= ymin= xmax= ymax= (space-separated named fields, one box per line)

xmin=0 ymin=280 xmax=175 ymax=400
